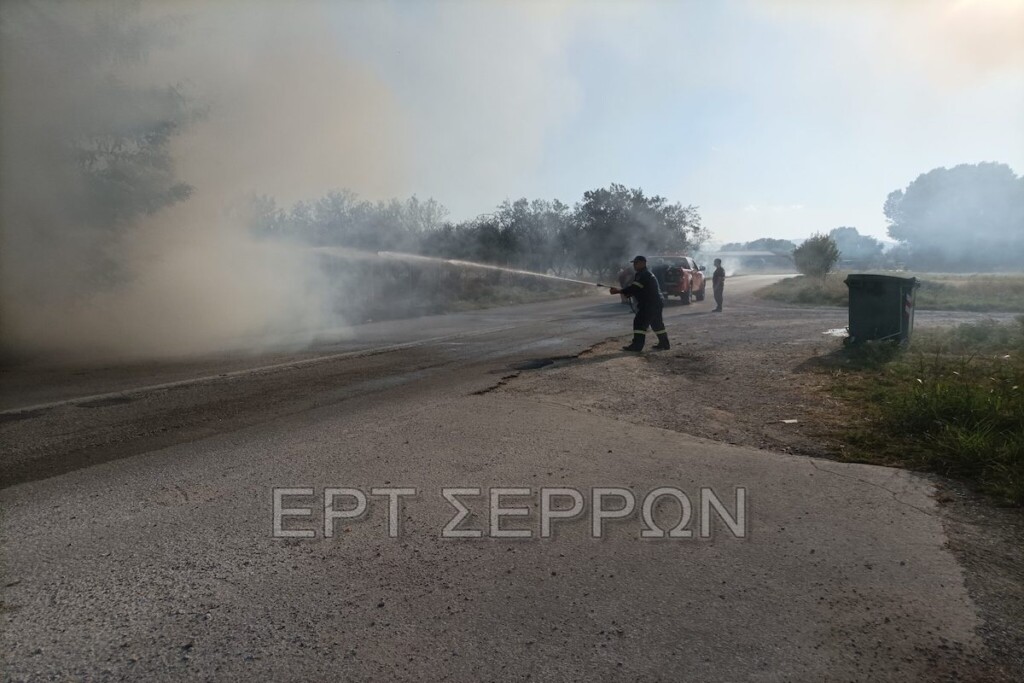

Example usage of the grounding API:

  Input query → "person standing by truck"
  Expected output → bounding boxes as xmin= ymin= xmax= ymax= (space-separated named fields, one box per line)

xmin=712 ymin=258 xmax=725 ymax=312
xmin=609 ymin=255 xmax=670 ymax=352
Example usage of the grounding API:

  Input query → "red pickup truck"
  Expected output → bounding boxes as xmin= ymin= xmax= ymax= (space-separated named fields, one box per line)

xmin=619 ymin=255 xmax=706 ymax=305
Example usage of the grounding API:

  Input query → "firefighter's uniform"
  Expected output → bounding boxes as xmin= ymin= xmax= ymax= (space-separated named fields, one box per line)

xmin=619 ymin=265 xmax=669 ymax=351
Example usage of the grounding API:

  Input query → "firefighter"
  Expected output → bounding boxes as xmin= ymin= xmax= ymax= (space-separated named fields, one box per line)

xmin=609 ymin=255 xmax=670 ymax=352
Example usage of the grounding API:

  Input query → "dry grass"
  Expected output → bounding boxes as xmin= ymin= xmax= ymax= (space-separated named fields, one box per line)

xmin=828 ymin=318 xmax=1024 ymax=505
xmin=758 ymin=272 xmax=1024 ymax=312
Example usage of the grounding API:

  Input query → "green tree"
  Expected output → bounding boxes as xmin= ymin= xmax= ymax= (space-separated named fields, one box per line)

xmin=485 ymin=198 xmax=574 ymax=272
xmin=573 ymin=184 xmax=707 ymax=276
xmin=793 ymin=234 xmax=840 ymax=279
xmin=259 ymin=190 xmax=448 ymax=252
xmin=1 ymin=1 xmax=200 ymax=295
xmin=828 ymin=227 xmax=884 ymax=267
xmin=884 ymin=162 xmax=1023 ymax=271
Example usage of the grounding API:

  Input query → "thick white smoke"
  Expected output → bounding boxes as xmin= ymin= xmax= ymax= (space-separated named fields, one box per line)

xmin=0 ymin=1 xmax=409 ymax=361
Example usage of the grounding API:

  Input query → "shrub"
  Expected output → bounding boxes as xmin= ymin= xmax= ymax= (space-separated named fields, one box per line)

xmin=793 ymin=234 xmax=840 ymax=279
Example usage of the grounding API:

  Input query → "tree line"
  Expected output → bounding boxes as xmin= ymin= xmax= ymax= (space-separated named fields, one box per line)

xmin=724 ymin=162 xmax=1023 ymax=274
xmin=249 ymin=184 xmax=710 ymax=278
xmin=723 ymin=227 xmax=888 ymax=270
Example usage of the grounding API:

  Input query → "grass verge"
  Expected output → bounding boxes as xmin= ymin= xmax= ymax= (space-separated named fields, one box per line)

xmin=758 ymin=272 xmax=1024 ymax=312
xmin=825 ymin=318 xmax=1024 ymax=505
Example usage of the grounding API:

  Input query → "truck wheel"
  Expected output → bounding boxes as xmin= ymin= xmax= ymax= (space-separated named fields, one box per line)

xmin=679 ymin=290 xmax=691 ymax=305
xmin=695 ymin=284 xmax=706 ymax=302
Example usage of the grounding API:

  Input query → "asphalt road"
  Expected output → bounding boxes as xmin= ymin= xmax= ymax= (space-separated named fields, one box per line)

xmin=0 ymin=276 xmax=1010 ymax=680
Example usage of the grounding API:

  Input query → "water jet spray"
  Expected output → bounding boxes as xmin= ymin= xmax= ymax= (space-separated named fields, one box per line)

xmin=374 ymin=250 xmax=613 ymax=288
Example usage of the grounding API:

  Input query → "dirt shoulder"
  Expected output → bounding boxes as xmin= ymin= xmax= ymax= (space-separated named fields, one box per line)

xmin=488 ymin=299 xmax=1024 ymax=680
xmin=494 ymin=303 xmax=850 ymax=457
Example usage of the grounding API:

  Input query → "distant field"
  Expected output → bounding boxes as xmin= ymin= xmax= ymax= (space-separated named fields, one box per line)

xmin=756 ymin=271 xmax=1024 ymax=312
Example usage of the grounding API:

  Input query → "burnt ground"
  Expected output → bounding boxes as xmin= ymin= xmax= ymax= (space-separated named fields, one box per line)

xmin=491 ymin=300 xmax=1024 ymax=680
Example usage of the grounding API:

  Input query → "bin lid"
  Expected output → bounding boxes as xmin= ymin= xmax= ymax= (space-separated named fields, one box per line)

xmin=844 ymin=273 xmax=918 ymax=288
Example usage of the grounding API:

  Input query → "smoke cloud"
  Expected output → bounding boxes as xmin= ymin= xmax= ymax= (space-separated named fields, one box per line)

xmin=751 ymin=0 xmax=1024 ymax=87
xmin=0 ymin=1 xmax=409 ymax=361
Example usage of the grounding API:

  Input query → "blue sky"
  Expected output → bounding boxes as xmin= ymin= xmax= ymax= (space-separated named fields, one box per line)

xmin=163 ymin=1 xmax=1024 ymax=245
xmin=311 ymin=0 xmax=1023 ymax=244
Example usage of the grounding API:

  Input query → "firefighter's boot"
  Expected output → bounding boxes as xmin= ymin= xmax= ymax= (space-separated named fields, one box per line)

xmin=623 ymin=330 xmax=646 ymax=352
xmin=652 ymin=331 xmax=670 ymax=350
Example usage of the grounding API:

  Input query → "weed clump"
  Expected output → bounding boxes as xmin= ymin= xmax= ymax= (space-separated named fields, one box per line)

xmin=833 ymin=318 xmax=1024 ymax=505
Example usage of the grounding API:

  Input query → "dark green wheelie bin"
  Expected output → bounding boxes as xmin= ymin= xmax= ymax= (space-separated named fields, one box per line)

xmin=844 ymin=274 xmax=920 ymax=344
